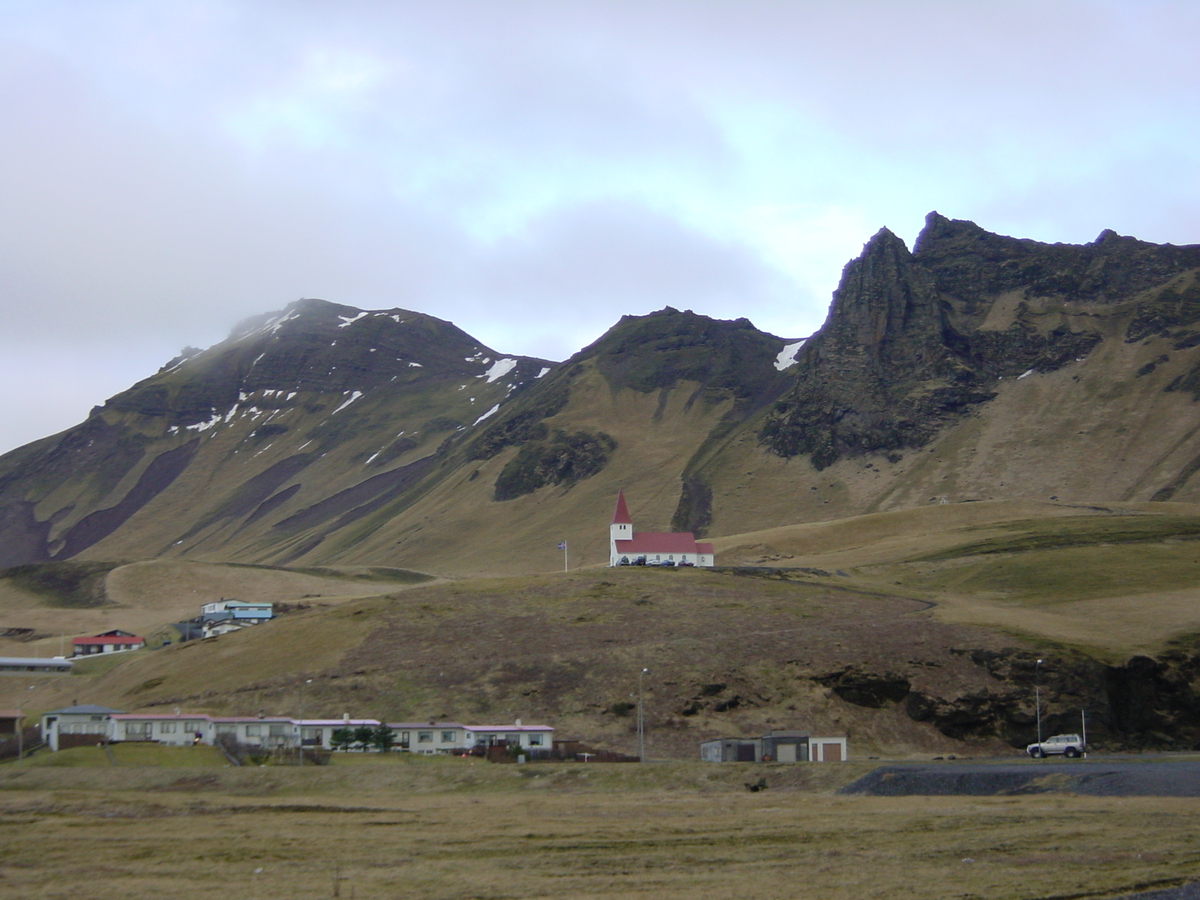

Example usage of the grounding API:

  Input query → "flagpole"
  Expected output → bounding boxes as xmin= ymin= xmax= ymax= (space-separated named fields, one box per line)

xmin=562 ymin=541 xmax=568 ymax=572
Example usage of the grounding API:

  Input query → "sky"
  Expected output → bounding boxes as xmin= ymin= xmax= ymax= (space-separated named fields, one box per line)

xmin=2 ymin=0 xmax=1198 ymax=455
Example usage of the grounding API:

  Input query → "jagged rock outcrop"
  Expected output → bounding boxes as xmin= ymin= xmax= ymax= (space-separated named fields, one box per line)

xmin=756 ymin=213 xmax=1200 ymax=468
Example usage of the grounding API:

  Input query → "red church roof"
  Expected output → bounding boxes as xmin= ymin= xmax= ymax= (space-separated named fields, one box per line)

xmin=615 ymin=532 xmax=711 ymax=555
xmin=611 ymin=489 xmax=632 ymax=525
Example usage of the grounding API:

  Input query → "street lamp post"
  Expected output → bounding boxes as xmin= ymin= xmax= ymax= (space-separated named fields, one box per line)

xmin=1035 ymin=658 xmax=1044 ymax=749
xmin=637 ymin=668 xmax=648 ymax=763
xmin=298 ymin=678 xmax=313 ymax=765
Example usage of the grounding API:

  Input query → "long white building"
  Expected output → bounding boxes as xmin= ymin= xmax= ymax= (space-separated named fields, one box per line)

xmin=40 ymin=707 xmax=553 ymax=755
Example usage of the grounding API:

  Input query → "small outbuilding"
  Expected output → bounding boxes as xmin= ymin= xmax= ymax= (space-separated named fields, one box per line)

xmin=0 ymin=710 xmax=24 ymax=737
xmin=701 ymin=731 xmax=847 ymax=763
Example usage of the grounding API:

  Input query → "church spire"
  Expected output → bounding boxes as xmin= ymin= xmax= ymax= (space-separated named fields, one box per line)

xmin=612 ymin=489 xmax=632 ymax=525
xmin=610 ymin=490 xmax=633 ymax=565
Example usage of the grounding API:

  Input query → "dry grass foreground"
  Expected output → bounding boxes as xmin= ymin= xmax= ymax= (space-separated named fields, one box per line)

xmin=1 ymin=758 xmax=1199 ymax=900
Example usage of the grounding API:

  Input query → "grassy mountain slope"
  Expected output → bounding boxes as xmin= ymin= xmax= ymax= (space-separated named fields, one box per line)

xmin=0 ymin=559 xmax=434 ymax=660
xmin=6 ymin=502 xmax=1200 ymax=756
xmin=714 ymin=500 xmax=1200 ymax=657
xmin=3 ymin=216 xmax=1200 ymax=575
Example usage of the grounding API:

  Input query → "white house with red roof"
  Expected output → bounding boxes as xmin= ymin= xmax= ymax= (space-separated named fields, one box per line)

xmin=71 ymin=630 xmax=145 ymax=657
xmin=609 ymin=490 xmax=714 ymax=567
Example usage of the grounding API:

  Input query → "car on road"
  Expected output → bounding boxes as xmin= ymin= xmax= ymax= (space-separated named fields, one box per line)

xmin=1026 ymin=733 xmax=1086 ymax=758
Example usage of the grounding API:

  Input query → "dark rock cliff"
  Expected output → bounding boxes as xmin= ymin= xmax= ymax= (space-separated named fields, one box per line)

xmin=759 ymin=213 xmax=1200 ymax=468
xmin=824 ymin=642 xmax=1200 ymax=751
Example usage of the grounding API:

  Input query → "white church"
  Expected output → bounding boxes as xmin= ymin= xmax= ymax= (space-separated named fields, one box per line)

xmin=609 ymin=490 xmax=715 ymax=567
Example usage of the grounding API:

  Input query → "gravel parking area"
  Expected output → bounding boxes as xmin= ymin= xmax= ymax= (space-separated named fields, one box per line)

xmin=1115 ymin=885 xmax=1200 ymax=900
xmin=840 ymin=757 xmax=1200 ymax=798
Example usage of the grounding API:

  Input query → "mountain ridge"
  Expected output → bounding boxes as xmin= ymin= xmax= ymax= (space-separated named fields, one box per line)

xmin=2 ymin=214 xmax=1200 ymax=575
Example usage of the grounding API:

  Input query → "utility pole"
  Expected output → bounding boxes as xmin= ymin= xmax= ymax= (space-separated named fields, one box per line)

xmin=558 ymin=541 xmax=568 ymax=572
xmin=637 ymin=667 xmax=648 ymax=763
xmin=1035 ymin=658 xmax=1044 ymax=748
xmin=298 ymin=678 xmax=312 ymax=765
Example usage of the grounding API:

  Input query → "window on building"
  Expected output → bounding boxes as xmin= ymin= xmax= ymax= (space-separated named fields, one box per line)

xmin=268 ymin=724 xmax=284 ymax=737
xmin=529 ymin=734 xmax=543 ymax=746
xmin=126 ymin=722 xmax=151 ymax=736
xmin=216 ymin=725 xmax=236 ymax=735
xmin=245 ymin=724 xmax=261 ymax=736
xmin=183 ymin=722 xmax=201 ymax=732
xmin=441 ymin=730 xmax=456 ymax=743
xmin=418 ymin=731 xmax=433 ymax=743
xmin=160 ymin=721 xmax=176 ymax=733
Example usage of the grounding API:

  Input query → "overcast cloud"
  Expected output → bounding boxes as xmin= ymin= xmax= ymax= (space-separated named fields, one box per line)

xmin=1 ymin=0 xmax=1198 ymax=454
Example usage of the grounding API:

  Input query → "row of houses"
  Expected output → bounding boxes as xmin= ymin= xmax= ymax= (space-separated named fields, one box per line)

xmin=40 ymin=705 xmax=554 ymax=754
xmin=78 ymin=600 xmax=278 ymax=657
xmin=41 ymin=706 xmax=848 ymax=763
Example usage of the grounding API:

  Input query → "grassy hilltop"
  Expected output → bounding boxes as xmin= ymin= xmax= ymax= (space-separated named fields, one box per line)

xmin=6 ymin=500 xmax=1200 ymax=757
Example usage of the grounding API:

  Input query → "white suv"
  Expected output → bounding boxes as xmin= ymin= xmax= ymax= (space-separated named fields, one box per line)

xmin=1026 ymin=733 xmax=1086 ymax=758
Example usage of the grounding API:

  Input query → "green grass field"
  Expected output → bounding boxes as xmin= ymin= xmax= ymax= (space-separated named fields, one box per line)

xmin=15 ymin=743 xmax=226 ymax=767
xmin=719 ymin=502 xmax=1200 ymax=655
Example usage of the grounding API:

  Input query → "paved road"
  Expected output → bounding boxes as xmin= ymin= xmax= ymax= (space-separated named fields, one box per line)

xmin=840 ymin=757 xmax=1200 ymax=798
xmin=1116 ymin=886 xmax=1200 ymax=900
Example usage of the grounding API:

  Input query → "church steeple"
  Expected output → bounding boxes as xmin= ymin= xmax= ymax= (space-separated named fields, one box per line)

xmin=612 ymin=490 xmax=632 ymax=526
xmin=610 ymin=490 xmax=633 ymax=560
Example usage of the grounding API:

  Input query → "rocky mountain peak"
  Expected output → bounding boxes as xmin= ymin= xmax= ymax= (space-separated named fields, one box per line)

xmin=103 ymin=300 xmax=553 ymax=431
xmin=579 ymin=306 xmax=786 ymax=400
xmin=823 ymin=226 xmax=942 ymax=362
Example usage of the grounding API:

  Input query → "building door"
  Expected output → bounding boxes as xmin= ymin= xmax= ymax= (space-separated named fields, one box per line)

xmin=777 ymin=743 xmax=797 ymax=763
xmin=736 ymin=743 xmax=756 ymax=762
xmin=815 ymin=741 xmax=843 ymax=762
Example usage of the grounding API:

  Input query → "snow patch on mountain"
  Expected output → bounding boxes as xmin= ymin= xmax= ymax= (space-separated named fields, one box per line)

xmin=483 ymin=358 xmax=518 ymax=383
xmin=775 ymin=340 xmax=806 ymax=371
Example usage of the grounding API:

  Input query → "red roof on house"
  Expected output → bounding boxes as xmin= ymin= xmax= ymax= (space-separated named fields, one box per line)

xmin=111 ymin=713 xmax=206 ymax=720
xmin=466 ymin=724 xmax=555 ymax=732
xmin=71 ymin=636 xmax=144 ymax=645
xmin=615 ymin=532 xmax=709 ymax=554
xmin=611 ymin=490 xmax=632 ymax=525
